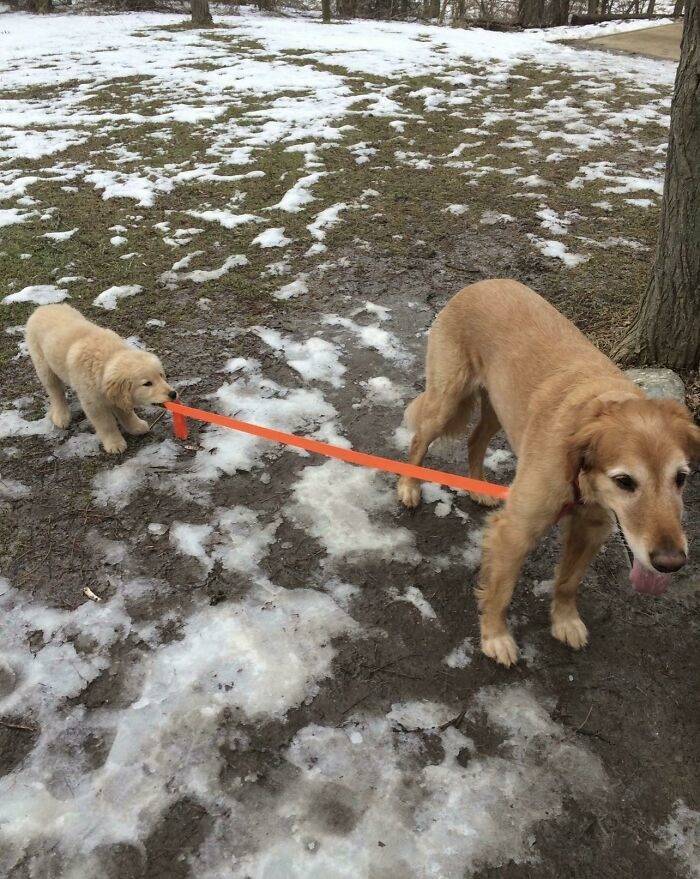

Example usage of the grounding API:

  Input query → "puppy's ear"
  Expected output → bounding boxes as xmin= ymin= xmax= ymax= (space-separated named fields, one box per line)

xmin=104 ymin=372 xmax=133 ymax=410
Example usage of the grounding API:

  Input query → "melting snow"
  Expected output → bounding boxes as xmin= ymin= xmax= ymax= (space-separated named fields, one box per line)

xmin=92 ymin=284 xmax=143 ymax=310
xmin=3 ymin=284 xmax=69 ymax=305
xmin=254 ymin=327 xmax=346 ymax=388
xmin=290 ymin=459 xmax=417 ymax=562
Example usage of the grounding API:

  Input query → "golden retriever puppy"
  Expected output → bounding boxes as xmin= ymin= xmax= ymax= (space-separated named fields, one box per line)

xmin=26 ymin=304 xmax=176 ymax=454
xmin=399 ymin=280 xmax=698 ymax=667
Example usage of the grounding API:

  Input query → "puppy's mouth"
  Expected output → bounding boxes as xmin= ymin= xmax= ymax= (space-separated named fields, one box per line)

xmin=629 ymin=560 xmax=669 ymax=596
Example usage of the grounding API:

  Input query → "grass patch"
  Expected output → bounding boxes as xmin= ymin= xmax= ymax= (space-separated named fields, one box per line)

xmin=0 ymin=42 xmax=670 ymax=373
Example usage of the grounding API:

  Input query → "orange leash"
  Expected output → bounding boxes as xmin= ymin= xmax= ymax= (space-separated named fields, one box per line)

xmin=164 ymin=400 xmax=510 ymax=500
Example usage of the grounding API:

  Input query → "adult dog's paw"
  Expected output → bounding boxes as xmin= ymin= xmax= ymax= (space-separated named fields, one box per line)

xmin=467 ymin=489 xmax=501 ymax=508
xmin=551 ymin=615 xmax=588 ymax=650
xmin=397 ymin=477 xmax=421 ymax=509
xmin=102 ymin=434 xmax=127 ymax=454
xmin=481 ymin=632 xmax=519 ymax=667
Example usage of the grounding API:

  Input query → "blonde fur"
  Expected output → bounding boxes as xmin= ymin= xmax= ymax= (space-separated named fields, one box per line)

xmin=398 ymin=280 xmax=698 ymax=666
xmin=25 ymin=304 xmax=176 ymax=454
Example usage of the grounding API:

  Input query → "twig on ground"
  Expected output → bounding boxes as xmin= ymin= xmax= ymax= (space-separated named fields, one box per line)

xmin=340 ymin=691 xmax=372 ymax=716
xmin=149 ymin=408 xmax=168 ymax=430
xmin=0 ymin=719 xmax=38 ymax=734
xmin=576 ymin=705 xmax=593 ymax=732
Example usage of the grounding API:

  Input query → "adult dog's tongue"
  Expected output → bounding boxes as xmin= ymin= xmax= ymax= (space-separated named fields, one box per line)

xmin=630 ymin=560 xmax=670 ymax=595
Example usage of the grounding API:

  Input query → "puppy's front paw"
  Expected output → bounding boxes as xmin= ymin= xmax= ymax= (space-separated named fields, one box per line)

xmin=481 ymin=632 xmax=519 ymax=667
xmin=397 ymin=477 xmax=421 ymax=509
xmin=127 ymin=417 xmax=149 ymax=436
xmin=50 ymin=406 xmax=71 ymax=430
xmin=102 ymin=434 xmax=127 ymax=454
xmin=551 ymin=615 xmax=588 ymax=650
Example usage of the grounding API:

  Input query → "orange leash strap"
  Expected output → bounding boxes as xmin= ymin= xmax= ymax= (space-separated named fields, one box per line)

xmin=164 ymin=400 xmax=510 ymax=500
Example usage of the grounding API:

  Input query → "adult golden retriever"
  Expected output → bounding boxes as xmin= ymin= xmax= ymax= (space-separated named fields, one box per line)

xmin=26 ymin=304 xmax=176 ymax=454
xmin=398 ymin=280 xmax=698 ymax=666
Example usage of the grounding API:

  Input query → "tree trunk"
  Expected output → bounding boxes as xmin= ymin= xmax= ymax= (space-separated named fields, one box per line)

xmin=587 ymin=0 xmax=599 ymax=13
xmin=614 ymin=0 xmax=700 ymax=371
xmin=322 ymin=0 xmax=332 ymax=20
xmin=550 ymin=0 xmax=570 ymax=24
xmin=518 ymin=0 xmax=544 ymax=25
xmin=191 ymin=0 xmax=213 ymax=26
xmin=673 ymin=0 xmax=685 ymax=15
xmin=35 ymin=0 xmax=52 ymax=12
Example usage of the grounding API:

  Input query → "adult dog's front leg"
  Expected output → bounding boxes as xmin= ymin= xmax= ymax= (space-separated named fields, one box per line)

xmin=476 ymin=509 xmax=541 ymax=666
xmin=551 ymin=507 xmax=613 ymax=650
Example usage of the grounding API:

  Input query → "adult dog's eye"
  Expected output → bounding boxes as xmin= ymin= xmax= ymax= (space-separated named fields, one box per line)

xmin=675 ymin=471 xmax=688 ymax=488
xmin=143 ymin=381 xmax=152 ymax=387
xmin=613 ymin=474 xmax=636 ymax=492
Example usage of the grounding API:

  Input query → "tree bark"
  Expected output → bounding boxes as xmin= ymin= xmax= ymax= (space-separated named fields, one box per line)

xmin=673 ymin=0 xmax=685 ymax=15
xmin=322 ymin=0 xmax=332 ymax=20
xmin=191 ymin=0 xmax=213 ymax=26
xmin=518 ymin=0 xmax=544 ymax=25
xmin=614 ymin=0 xmax=700 ymax=370
xmin=35 ymin=0 xmax=52 ymax=12
xmin=550 ymin=0 xmax=570 ymax=24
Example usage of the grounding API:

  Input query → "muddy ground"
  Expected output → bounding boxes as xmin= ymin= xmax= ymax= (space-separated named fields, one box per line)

xmin=3 ymin=233 xmax=699 ymax=878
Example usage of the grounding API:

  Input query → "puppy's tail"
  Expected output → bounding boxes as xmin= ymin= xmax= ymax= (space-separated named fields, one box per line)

xmin=403 ymin=393 xmax=472 ymax=439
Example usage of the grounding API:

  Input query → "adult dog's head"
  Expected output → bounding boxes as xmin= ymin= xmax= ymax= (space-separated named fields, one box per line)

xmin=570 ymin=396 xmax=699 ymax=594
xmin=103 ymin=349 xmax=176 ymax=410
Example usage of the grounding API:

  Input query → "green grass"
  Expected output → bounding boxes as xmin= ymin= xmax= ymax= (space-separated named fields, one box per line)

xmin=0 ymin=33 xmax=670 ymax=369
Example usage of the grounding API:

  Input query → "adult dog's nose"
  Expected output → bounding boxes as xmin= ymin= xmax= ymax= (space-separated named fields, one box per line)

xmin=168 ymin=390 xmax=177 ymax=400
xmin=650 ymin=549 xmax=687 ymax=573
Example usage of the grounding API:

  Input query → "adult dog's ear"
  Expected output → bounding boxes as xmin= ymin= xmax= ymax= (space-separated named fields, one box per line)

xmin=104 ymin=365 xmax=133 ymax=410
xmin=686 ymin=424 xmax=700 ymax=465
xmin=659 ymin=399 xmax=700 ymax=465
xmin=567 ymin=399 xmax=610 ymax=480
xmin=568 ymin=418 xmax=602 ymax=480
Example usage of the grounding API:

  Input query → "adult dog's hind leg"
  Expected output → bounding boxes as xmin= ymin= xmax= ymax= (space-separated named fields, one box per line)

xmin=467 ymin=391 xmax=501 ymax=507
xmin=398 ymin=390 xmax=474 ymax=508
xmin=551 ymin=507 xmax=613 ymax=650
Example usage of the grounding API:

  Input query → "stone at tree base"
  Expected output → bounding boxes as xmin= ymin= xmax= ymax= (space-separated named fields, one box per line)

xmin=625 ymin=367 xmax=686 ymax=402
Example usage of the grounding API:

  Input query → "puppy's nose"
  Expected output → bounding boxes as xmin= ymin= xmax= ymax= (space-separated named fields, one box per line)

xmin=168 ymin=390 xmax=177 ymax=400
xmin=650 ymin=549 xmax=687 ymax=573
